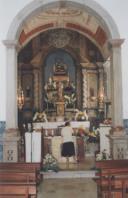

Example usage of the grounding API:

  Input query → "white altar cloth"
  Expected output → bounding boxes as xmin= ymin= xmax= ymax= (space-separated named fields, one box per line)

xmin=25 ymin=132 xmax=41 ymax=162
xmin=33 ymin=121 xmax=90 ymax=130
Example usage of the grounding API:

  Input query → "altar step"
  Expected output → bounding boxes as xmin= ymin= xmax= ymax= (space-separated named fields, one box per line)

xmin=41 ymin=170 xmax=97 ymax=179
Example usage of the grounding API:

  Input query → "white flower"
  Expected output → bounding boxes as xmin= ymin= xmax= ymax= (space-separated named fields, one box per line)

xmin=96 ymin=153 xmax=103 ymax=161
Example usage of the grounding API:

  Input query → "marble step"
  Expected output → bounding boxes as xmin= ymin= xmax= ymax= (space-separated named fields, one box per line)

xmin=41 ymin=170 xmax=97 ymax=179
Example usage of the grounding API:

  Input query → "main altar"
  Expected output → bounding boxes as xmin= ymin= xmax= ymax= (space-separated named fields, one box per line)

xmin=33 ymin=121 xmax=90 ymax=162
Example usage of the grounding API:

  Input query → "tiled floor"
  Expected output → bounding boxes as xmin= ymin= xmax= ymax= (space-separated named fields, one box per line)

xmin=58 ymin=156 xmax=95 ymax=171
xmin=38 ymin=157 xmax=97 ymax=198
xmin=38 ymin=178 xmax=97 ymax=198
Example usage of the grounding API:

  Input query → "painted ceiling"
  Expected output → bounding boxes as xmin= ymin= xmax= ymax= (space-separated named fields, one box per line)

xmin=19 ymin=6 xmax=108 ymax=57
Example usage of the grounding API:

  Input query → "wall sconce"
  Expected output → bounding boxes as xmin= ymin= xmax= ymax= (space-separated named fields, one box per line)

xmin=17 ymin=86 xmax=24 ymax=109
xmin=99 ymin=92 xmax=104 ymax=102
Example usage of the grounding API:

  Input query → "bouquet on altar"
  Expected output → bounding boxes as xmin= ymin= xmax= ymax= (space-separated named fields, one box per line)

xmin=75 ymin=109 xmax=88 ymax=121
xmin=96 ymin=149 xmax=111 ymax=161
xmin=33 ymin=111 xmax=48 ymax=122
xmin=42 ymin=153 xmax=60 ymax=172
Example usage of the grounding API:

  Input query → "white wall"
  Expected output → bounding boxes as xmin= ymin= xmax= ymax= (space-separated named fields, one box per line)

xmin=94 ymin=0 xmax=128 ymax=119
xmin=0 ymin=0 xmax=128 ymax=121
xmin=0 ymin=0 xmax=32 ymax=120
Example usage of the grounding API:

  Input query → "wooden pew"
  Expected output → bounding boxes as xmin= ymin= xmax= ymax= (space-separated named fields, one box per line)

xmin=0 ymin=171 xmax=37 ymax=182
xmin=95 ymin=160 xmax=128 ymax=198
xmin=0 ymin=162 xmax=42 ymax=171
xmin=0 ymin=163 xmax=41 ymax=198
xmin=0 ymin=171 xmax=37 ymax=198
xmin=0 ymin=162 xmax=42 ymax=183
xmin=0 ymin=183 xmax=36 ymax=198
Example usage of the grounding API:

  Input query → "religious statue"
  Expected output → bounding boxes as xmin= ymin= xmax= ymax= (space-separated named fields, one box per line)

xmin=53 ymin=58 xmax=67 ymax=75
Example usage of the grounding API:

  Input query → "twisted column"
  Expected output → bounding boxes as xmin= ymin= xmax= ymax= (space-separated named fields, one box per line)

xmin=82 ymin=69 xmax=88 ymax=109
xmin=33 ymin=68 xmax=39 ymax=110
xmin=98 ymin=64 xmax=104 ymax=109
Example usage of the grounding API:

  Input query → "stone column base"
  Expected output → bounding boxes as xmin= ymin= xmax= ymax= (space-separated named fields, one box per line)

xmin=0 ymin=128 xmax=20 ymax=162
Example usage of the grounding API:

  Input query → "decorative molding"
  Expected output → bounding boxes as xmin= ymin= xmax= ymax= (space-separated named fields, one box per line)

xmin=66 ymin=23 xmax=107 ymax=47
xmin=3 ymin=40 xmax=20 ymax=49
xmin=19 ymin=23 xmax=54 ymax=45
xmin=109 ymin=39 xmax=125 ymax=48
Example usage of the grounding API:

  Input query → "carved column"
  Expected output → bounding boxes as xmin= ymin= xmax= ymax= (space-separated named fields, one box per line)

xmin=3 ymin=40 xmax=19 ymax=129
xmin=109 ymin=39 xmax=124 ymax=127
xmin=33 ymin=67 xmax=39 ymax=110
xmin=82 ymin=69 xmax=88 ymax=109
xmin=98 ymin=63 xmax=104 ymax=110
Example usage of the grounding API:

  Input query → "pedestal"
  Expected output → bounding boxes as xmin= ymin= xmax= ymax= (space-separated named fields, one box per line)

xmin=108 ymin=134 xmax=128 ymax=159
xmin=0 ymin=136 xmax=20 ymax=162
xmin=99 ymin=124 xmax=111 ymax=155
xmin=0 ymin=128 xmax=20 ymax=162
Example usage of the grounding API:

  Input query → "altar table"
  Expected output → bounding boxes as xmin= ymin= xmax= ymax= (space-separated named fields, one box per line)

xmin=33 ymin=121 xmax=90 ymax=130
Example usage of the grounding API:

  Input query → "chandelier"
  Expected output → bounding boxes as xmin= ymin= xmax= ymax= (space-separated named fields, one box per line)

xmin=17 ymin=86 xmax=24 ymax=109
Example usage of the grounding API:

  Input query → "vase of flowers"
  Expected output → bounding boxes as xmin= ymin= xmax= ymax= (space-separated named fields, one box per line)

xmin=75 ymin=110 xmax=88 ymax=121
xmin=42 ymin=153 xmax=59 ymax=172
xmin=96 ymin=149 xmax=111 ymax=161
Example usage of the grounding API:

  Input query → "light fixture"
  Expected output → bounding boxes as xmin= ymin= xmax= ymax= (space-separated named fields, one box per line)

xmin=98 ymin=87 xmax=104 ymax=103
xmin=17 ymin=86 xmax=24 ymax=109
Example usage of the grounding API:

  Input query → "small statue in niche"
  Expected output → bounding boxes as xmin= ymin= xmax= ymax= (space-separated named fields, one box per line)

xmin=53 ymin=58 xmax=67 ymax=75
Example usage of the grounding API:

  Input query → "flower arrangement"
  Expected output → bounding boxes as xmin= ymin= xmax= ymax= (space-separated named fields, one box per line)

xmin=33 ymin=111 xmax=48 ymax=122
xmin=43 ymin=153 xmax=59 ymax=172
xmin=75 ymin=109 xmax=88 ymax=121
xmin=64 ymin=93 xmax=76 ymax=108
xmin=96 ymin=149 xmax=111 ymax=161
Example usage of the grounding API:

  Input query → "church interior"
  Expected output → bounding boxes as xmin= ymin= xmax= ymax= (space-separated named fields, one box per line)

xmin=1 ymin=1 xmax=128 ymax=198
xmin=18 ymin=13 xmax=111 ymax=168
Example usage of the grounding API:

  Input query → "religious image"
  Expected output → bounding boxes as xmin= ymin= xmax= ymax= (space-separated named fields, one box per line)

xmin=44 ymin=58 xmax=76 ymax=111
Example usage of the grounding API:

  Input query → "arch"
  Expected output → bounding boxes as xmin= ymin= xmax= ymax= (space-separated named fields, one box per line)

xmin=4 ymin=0 xmax=123 ymax=129
xmin=7 ymin=0 xmax=120 ymax=41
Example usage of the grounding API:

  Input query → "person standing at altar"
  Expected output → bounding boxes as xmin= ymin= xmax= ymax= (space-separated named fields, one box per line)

xmin=61 ymin=121 xmax=76 ymax=167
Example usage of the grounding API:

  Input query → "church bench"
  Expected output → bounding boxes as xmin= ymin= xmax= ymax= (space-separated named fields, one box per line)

xmin=0 ymin=171 xmax=37 ymax=198
xmin=0 ymin=196 xmax=27 ymax=198
xmin=0 ymin=162 xmax=42 ymax=171
xmin=0 ymin=183 xmax=36 ymax=198
xmin=95 ymin=160 xmax=128 ymax=198
xmin=95 ymin=160 xmax=128 ymax=169
xmin=0 ymin=171 xmax=37 ymax=183
xmin=0 ymin=162 xmax=42 ymax=183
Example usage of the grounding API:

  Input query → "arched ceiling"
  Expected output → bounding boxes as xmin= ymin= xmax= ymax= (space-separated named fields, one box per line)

xmin=19 ymin=6 xmax=109 ymax=59
xmin=18 ymin=28 xmax=104 ymax=65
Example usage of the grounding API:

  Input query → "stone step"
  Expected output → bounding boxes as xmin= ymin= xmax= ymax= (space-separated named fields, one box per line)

xmin=41 ymin=170 xmax=97 ymax=179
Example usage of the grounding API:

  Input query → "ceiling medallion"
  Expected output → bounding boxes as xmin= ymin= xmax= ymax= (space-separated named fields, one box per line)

xmin=48 ymin=29 xmax=70 ymax=48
